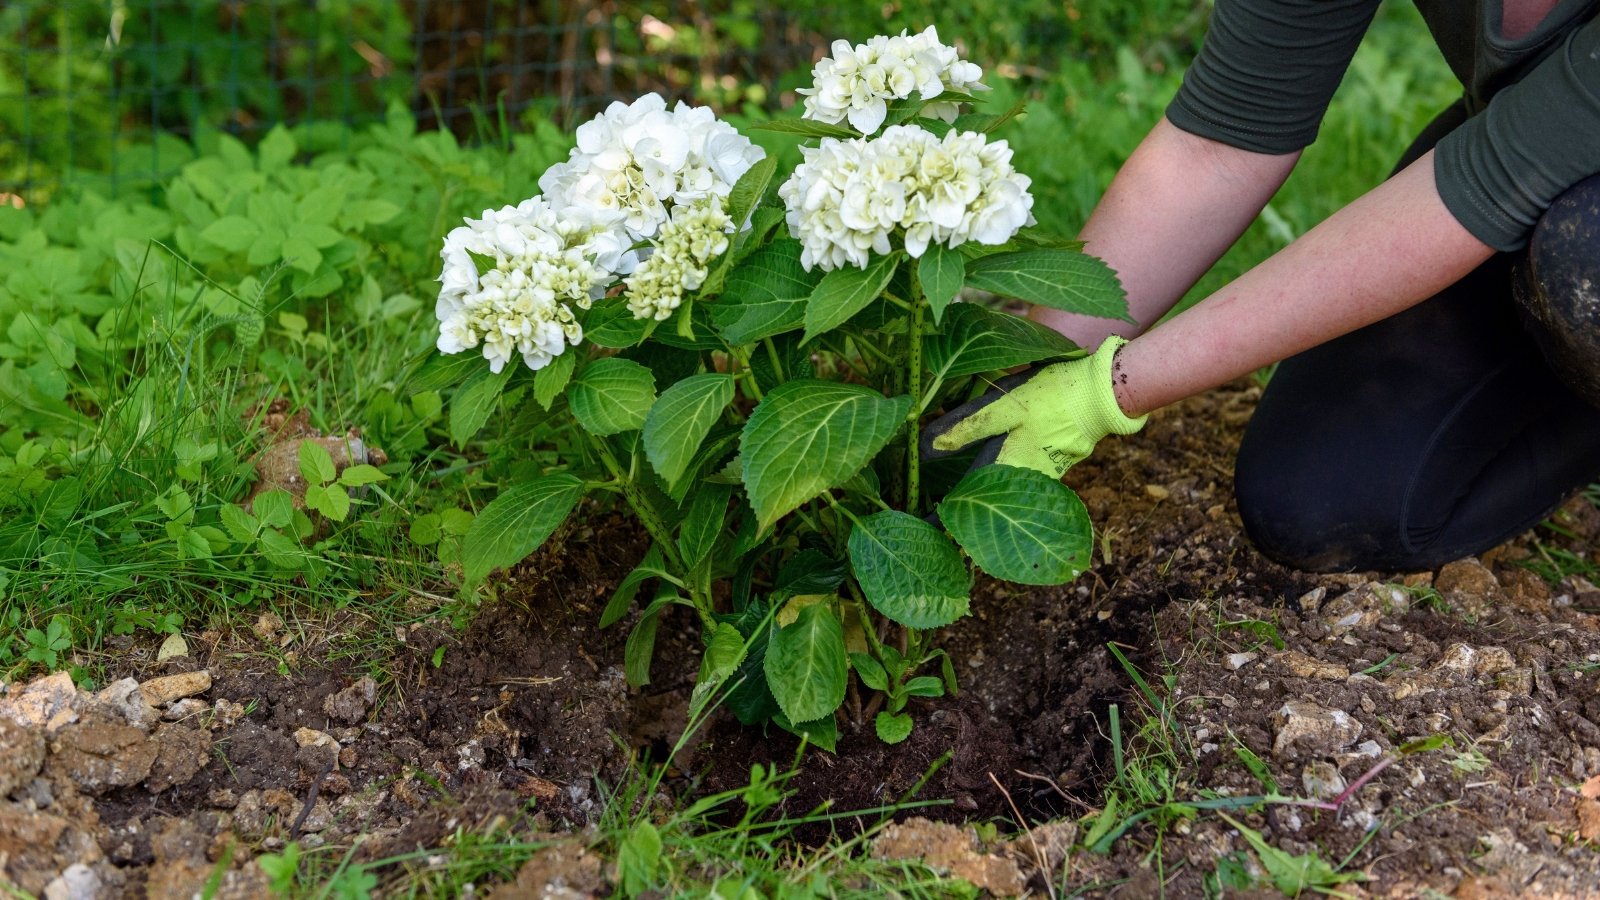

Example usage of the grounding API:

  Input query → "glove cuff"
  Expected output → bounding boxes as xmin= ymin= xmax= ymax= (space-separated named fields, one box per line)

xmin=1078 ymin=336 xmax=1147 ymax=437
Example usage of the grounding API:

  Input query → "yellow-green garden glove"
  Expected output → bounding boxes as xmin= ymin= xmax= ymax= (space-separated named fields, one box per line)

xmin=922 ymin=336 xmax=1146 ymax=478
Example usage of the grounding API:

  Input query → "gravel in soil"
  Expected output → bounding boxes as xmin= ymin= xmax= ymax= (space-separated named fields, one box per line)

xmin=4 ymin=382 xmax=1600 ymax=897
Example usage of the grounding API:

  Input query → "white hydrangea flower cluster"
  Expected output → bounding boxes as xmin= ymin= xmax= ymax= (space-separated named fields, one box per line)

xmin=779 ymin=125 xmax=1034 ymax=271
xmin=538 ymin=93 xmax=766 ymax=241
xmin=435 ymin=198 xmax=633 ymax=373
xmin=798 ymin=26 xmax=987 ymax=135
xmin=623 ymin=196 xmax=735 ymax=321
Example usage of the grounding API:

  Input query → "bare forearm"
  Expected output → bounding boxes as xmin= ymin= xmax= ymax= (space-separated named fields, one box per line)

xmin=1032 ymin=119 xmax=1299 ymax=345
xmin=1112 ymin=149 xmax=1496 ymax=416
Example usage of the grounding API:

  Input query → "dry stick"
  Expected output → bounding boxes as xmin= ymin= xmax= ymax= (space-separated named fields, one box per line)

xmin=988 ymin=771 xmax=1058 ymax=900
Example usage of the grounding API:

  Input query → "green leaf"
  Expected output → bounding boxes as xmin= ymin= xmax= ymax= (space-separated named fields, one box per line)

xmin=917 ymin=244 xmax=965 ymax=324
xmin=712 ymin=240 xmax=822 ymax=343
xmin=964 ymin=249 xmax=1132 ymax=322
xmin=904 ymin=675 xmax=944 ymax=697
xmin=740 ymin=381 xmax=911 ymax=532
xmin=568 ymin=358 xmax=656 ymax=436
xmin=802 ymin=252 xmax=900 ymax=342
xmin=665 ymin=427 xmax=741 ymax=504
xmin=409 ymin=513 xmax=442 ymax=546
xmin=763 ymin=601 xmax=848 ymax=724
xmin=532 ymin=350 xmax=576 ymax=410
xmin=258 ymin=125 xmax=297 ymax=172
xmin=219 ymin=505 xmax=259 ymax=544
xmin=305 ymin=484 xmax=351 ymax=522
xmin=726 ymin=155 xmax=778 ymax=229
xmin=775 ymin=549 xmax=847 ymax=597
xmin=1218 ymin=813 xmax=1363 ymax=895
xmin=253 ymin=490 xmax=294 ymax=529
xmin=938 ymin=465 xmax=1093 ymax=585
xmin=925 ymin=302 xmax=1080 ymax=380
xmin=875 ymin=711 xmax=913 ymax=744
xmin=449 ymin=364 xmax=513 ymax=447
xmin=297 ymin=441 xmax=337 ymax=486
xmin=850 ymin=652 xmax=889 ymax=692
xmin=461 ymin=474 xmax=585 ymax=583
xmin=619 ymin=821 xmax=663 ymax=895
xmin=199 ymin=216 xmax=261 ymax=253
xmin=776 ymin=711 xmax=839 ymax=752
xmin=847 ymin=510 xmax=972 ymax=629
xmin=952 ymin=96 xmax=1028 ymax=134
xmin=257 ymin=528 xmax=307 ymax=569
xmin=678 ymin=483 xmax=733 ymax=572
xmin=748 ymin=118 xmax=860 ymax=139
xmin=700 ymin=622 xmax=748 ymax=685
xmin=643 ymin=374 xmax=735 ymax=488
xmin=584 ymin=299 xmax=658 ymax=348
xmin=625 ymin=588 xmax=676 ymax=687
xmin=338 ymin=464 xmax=388 ymax=487
xmin=601 ymin=545 xmax=673 ymax=628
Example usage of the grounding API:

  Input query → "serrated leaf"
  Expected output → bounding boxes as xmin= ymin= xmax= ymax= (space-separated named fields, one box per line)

xmin=532 ymin=351 xmax=576 ymax=410
xmin=569 ymin=357 xmax=656 ymax=436
xmin=938 ymin=465 xmax=1092 ymax=585
xmin=748 ymin=118 xmax=859 ymax=139
xmin=297 ymin=441 xmax=337 ymax=486
xmin=257 ymin=528 xmax=306 ymax=569
xmin=726 ymin=155 xmax=777 ymax=229
xmin=678 ymin=483 xmax=732 ymax=572
xmin=847 ymin=510 xmax=972 ymax=629
xmin=449 ymin=364 xmax=513 ymax=447
xmin=584 ymin=299 xmax=658 ymax=348
xmin=462 ymin=474 xmax=585 ymax=583
xmin=964 ymin=249 xmax=1132 ymax=322
xmin=775 ymin=549 xmax=847 ymax=597
xmin=253 ymin=490 xmax=293 ymax=529
xmin=665 ymin=428 xmax=741 ymax=504
xmin=305 ymin=484 xmax=351 ymax=521
xmin=740 ymin=381 xmax=911 ymax=532
xmin=918 ymin=244 xmax=965 ymax=324
xmin=219 ymin=505 xmax=259 ymax=544
xmin=850 ymin=652 xmax=889 ymax=692
xmin=776 ymin=711 xmax=839 ymax=752
xmin=338 ymin=464 xmax=388 ymax=487
xmin=764 ymin=601 xmax=848 ymax=724
xmin=712 ymin=240 xmax=822 ymax=343
xmin=875 ymin=711 xmax=913 ymax=744
xmin=643 ymin=374 xmax=735 ymax=488
xmin=925 ymin=302 xmax=1080 ymax=380
xmin=802 ymin=252 xmax=901 ymax=342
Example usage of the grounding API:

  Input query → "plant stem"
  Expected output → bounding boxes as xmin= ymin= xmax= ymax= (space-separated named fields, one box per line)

xmin=590 ymin=434 xmax=689 ymax=577
xmin=728 ymin=345 xmax=764 ymax=402
xmin=905 ymin=268 xmax=926 ymax=514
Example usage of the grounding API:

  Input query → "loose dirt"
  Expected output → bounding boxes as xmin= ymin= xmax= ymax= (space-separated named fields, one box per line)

xmin=4 ymin=381 xmax=1599 ymax=897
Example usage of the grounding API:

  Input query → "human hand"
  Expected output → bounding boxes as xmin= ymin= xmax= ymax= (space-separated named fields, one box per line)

xmin=921 ymin=336 xmax=1146 ymax=478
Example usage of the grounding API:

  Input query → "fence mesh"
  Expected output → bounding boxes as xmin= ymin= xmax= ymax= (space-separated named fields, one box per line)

xmin=1 ymin=1 xmax=1208 ymax=201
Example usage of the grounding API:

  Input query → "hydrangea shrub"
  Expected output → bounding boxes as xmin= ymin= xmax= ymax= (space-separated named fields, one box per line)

xmin=432 ymin=28 xmax=1131 ymax=749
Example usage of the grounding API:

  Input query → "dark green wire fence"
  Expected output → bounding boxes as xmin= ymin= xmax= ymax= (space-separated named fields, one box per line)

xmin=0 ymin=0 xmax=1206 ymax=201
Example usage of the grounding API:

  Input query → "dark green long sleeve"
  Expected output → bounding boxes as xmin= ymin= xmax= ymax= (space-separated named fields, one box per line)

xmin=1165 ymin=0 xmax=1600 ymax=251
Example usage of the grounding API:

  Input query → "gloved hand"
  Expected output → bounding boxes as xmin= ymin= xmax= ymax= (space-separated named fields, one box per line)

xmin=921 ymin=336 xmax=1147 ymax=478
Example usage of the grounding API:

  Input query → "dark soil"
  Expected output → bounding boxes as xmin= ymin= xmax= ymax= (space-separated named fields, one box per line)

xmin=5 ymin=381 xmax=1600 ymax=897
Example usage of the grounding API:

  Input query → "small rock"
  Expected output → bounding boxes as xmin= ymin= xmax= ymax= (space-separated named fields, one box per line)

xmin=163 ymin=698 xmax=209 ymax=722
xmin=210 ymin=699 xmax=247 ymax=729
xmin=138 ymin=671 xmax=212 ymax=707
xmin=145 ymin=725 xmax=212 ymax=793
xmin=1435 ymin=558 xmax=1500 ymax=616
xmin=1271 ymin=700 xmax=1363 ymax=759
xmin=339 ymin=747 xmax=358 ymax=769
xmin=1297 ymin=586 xmax=1327 ymax=614
xmin=872 ymin=818 xmax=1025 ymax=897
xmin=252 ymin=613 xmax=283 ymax=642
xmin=42 ymin=862 xmax=102 ymax=900
xmin=486 ymin=842 xmax=605 ymax=900
xmin=0 ymin=672 xmax=80 ymax=731
xmin=209 ymin=789 xmax=238 ymax=809
xmin=47 ymin=719 xmax=159 ymax=794
xmin=322 ymin=676 xmax=376 ymax=725
xmin=1320 ymin=582 xmax=1409 ymax=637
xmin=1274 ymin=650 xmax=1350 ymax=681
xmin=294 ymin=727 xmax=338 ymax=751
xmin=1224 ymin=652 xmax=1258 ymax=671
xmin=0 ymin=716 xmax=47 ymax=797
xmin=1301 ymin=761 xmax=1347 ymax=800
xmin=298 ymin=798 xmax=334 ymax=833
xmin=1144 ymin=484 xmax=1170 ymax=501
xmin=1473 ymin=646 xmax=1516 ymax=678
xmin=94 ymin=678 xmax=160 ymax=730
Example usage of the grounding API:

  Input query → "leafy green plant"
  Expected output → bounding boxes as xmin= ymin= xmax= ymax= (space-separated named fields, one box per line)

xmin=23 ymin=614 xmax=72 ymax=669
xmin=438 ymin=47 xmax=1127 ymax=750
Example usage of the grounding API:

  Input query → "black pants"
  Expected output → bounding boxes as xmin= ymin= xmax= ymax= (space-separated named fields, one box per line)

xmin=1235 ymin=104 xmax=1600 ymax=572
